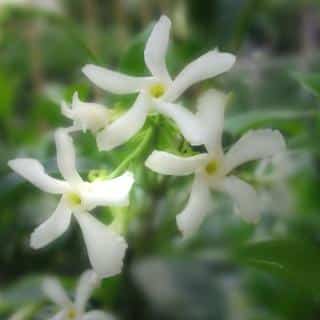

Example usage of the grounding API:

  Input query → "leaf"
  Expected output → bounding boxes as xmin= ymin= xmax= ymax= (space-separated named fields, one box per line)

xmin=293 ymin=72 xmax=320 ymax=96
xmin=225 ymin=109 xmax=316 ymax=135
xmin=233 ymin=239 xmax=320 ymax=295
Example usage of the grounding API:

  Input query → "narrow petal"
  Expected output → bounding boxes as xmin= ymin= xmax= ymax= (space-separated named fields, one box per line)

xmin=163 ymin=50 xmax=236 ymax=102
xmin=30 ymin=198 xmax=72 ymax=249
xmin=224 ymin=129 xmax=286 ymax=174
xmin=75 ymin=270 xmax=100 ymax=313
xmin=84 ymin=311 xmax=116 ymax=320
xmin=154 ymin=101 xmax=204 ymax=145
xmin=221 ymin=176 xmax=259 ymax=223
xmin=196 ymin=89 xmax=228 ymax=152
xmin=75 ymin=212 xmax=128 ymax=278
xmin=176 ymin=174 xmax=211 ymax=237
xmin=84 ymin=172 xmax=134 ymax=208
xmin=82 ymin=64 xmax=153 ymax=94
xmin=42 ymin=277 xmax=71 ymax=307
xmin=96 ymin=94 xmax=149 ymax=151
xmin=144 ymin=15 xmax=172 ymax=83
xmin=145 ymin=151 xmax=208 ymax=176
xmin=8 ymin=158 xmax=68 ymax=194
xmin=55 ymin=129 xmax=83 ymax=184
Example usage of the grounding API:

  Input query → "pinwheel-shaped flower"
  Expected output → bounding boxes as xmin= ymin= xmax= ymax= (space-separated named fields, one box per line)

xmin=145 ymin=90 xmax=286 ymax=237
xmin=82 ymin=15 xmax=235 ymax=151
xmin=8 ymin=130 xmax=134 ymax=277
xmin=61 ymin=92 xmax=111 ymax=134
xmin=43 ymin=270 xmax=115 ymax=320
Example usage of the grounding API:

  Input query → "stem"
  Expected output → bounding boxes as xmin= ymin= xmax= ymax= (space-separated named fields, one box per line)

xmin=108 ymin=127 xmax=153 ymax=179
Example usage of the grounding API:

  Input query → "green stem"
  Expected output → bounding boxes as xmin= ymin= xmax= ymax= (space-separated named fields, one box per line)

xmin=108 ymin=127 xmax=153 ymax=179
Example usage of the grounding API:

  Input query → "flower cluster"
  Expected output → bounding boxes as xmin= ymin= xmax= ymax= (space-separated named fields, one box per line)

xmin=8 ymin=15 xmax=286 ymax=283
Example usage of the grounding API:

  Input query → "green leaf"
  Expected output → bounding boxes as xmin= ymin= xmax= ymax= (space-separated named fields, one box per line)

xmin=293 ymin=72 xmax=320 ymax=96
xmin=233 ymin=239 xmax=320 ymax=295
xmin=225 ymin=109 xmax=316 ymax=135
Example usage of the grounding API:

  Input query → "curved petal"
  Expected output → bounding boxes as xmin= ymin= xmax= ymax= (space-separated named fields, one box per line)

xmin=55 ymin=129 xmax=83 ymax=184
xmin=224 ymin=129 xmax=286 ymax=174
xmin=8 ymin=158 xmax=68 ymax=194
xmin=196 ymin=89 xmax=228 ymax=152
xmin=85 ymin=172 xmax=134 ymax=208
xmin=75 ymin=212 xmax=128 ymax=278
xmin=42 ymin=277 xmax=71 ymax=307
xmin=145 ymin=151 xmax=208 ymax=176
xmin=96 ymin=94 xmax=149 ymax=151
xmin=176 ymin=174 xmax=211 ymax=237
xmin=221 ymin=176 xmax=259 ymax=223
xmin=163 ymin=50 xmax=236 ymax=102
xmin=84 ymin=311 xmax=116 ymax=320
xmin=82 ymin=64 xmax=153 ymax=94
xmin=30 ymin=198 xmax=72 ymax=249
xmin=154 ymin=101 xmax=204 ymax=145
xmin=144 ymin=15 xmax=172 ymax=83
xmin=48 ymin=311 xmax=66 ymax=320
xmin=75 ymin=270 xmax=100 ymax=313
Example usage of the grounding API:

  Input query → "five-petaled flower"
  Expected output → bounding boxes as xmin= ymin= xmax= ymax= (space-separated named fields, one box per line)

xmin=145 ymin=89 xmax=286 ymax=237
xmin=82 ymin=15 xmax=235 ymax=151
xmin=43 ymin=270 xmax=115 ymax=320
xmin=8 ymin=130 xmax=134 ymax=278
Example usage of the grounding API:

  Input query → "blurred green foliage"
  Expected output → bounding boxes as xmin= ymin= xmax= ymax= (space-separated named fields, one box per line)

xmin=0 ymin=0 xmax=320 ymax=319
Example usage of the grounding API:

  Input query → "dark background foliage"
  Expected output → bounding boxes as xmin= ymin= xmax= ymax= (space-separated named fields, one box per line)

xmin=0 ymin=0 xmax=320 ymax=319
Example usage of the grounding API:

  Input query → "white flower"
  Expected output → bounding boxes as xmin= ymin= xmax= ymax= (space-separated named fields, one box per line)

xmin=145 ymin=89 xmax=286 ymax=237
xmin=61 ymin=92 xmax=111 ymax=133
xmin=43 ymin=270 xmax=116 ymax=320
xmin=82 ymin=15 xmax=235 ymax=151
xmin=8 ymin=130 xmax=134 ymax=278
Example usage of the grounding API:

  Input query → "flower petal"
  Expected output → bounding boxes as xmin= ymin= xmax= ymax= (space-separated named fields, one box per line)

xmin=84 ymin=172 xmax=134 ymax=208
xmin=153 ymin=101 xmax=204 ymax=145
xmin=75 ymin=270 xmax=100 ymax=313
xmin=48 ymin=311 xmax=66 ymax=320
xmin=42 ymin=277 xmax=71 ymax=307
xmin=8 ymin=158 xmax=68 ymax=194
xmin=144 ymin=15 xmax=172 ymax=83
xmin=96 ymin=94 xmax=149 ymax=151
xmin=145 ymin=151 xmax=208 ymax=176
xmin=83 ymin=311 xmax=116 ymax=320
xmin=55 ymin=129 xmax=83 ymax=184
xmin=75 ymin=212 xmax=128 ymax=278
xmin=82 ymin=64 xmax=153 ymax=94
xmin=221 ymin=175 xmax=259 ymax=223
xmin=30 ymin=198 xmax=72 ymax=249
xmin=196 ymin=89 xmax=228 ymax=152
xmin=70 ymin=92 xmax=110 ymax=133
xmin=163 ymin=50 xmax=236 ymax=102
xmin=176 ymin=174 xmax=211 ymax=237
xmin=224 ymin=129 xmax=286 ymax=174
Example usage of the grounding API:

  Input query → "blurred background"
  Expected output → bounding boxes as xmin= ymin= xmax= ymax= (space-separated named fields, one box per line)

xmin=1 ymin=0 xmax=320 ymax=319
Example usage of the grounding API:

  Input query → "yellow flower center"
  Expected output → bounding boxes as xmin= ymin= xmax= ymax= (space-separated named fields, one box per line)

xmin=66 ymin=308 xmax=77 ymax=319
xmin=205 ymin=160 xmax=219 ymax=175
xmin=66 ymin=192 xmax=82 ymax=207
xmin=149 ymin=83 xmax=166 ymax=98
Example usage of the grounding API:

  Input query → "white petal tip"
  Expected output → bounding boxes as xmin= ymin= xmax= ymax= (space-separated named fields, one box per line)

xmin=159 ymin=15 xmax=171 ymax=25
xmin=176 ymin=217 xmax=195 ymax=239
xmin=82 ymin=64 xmax=93 ymax=75
xmin=30 ymin=233 xmax=42 ymax=250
